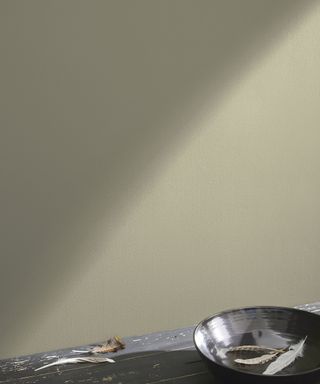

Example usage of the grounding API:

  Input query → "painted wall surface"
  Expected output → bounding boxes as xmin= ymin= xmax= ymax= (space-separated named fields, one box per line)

xmin=1 ymin=0 xmax=320 ymax=358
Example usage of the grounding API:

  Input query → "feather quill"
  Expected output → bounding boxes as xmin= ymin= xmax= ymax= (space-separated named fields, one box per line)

xmin=35 ymin=356 xmax=115 ymax=371
xmin=263 ymin=337 xmax=307 ymax=375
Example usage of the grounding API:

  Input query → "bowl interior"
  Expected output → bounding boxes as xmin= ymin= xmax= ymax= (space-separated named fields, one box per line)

xmin=194 ymin=307 xmax=320 ymax=376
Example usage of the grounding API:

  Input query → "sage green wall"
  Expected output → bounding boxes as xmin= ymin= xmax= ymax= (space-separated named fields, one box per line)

xmin=1 ymin=0 xmax=320 ymax=358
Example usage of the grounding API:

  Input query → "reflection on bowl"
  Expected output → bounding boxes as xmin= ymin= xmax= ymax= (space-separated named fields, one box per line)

xmin=194 ymin=306 xmax=320 ymax=383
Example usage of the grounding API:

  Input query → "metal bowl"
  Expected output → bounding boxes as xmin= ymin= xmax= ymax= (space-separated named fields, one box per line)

xmin=194 ymin=306 xmax=320 ymax=383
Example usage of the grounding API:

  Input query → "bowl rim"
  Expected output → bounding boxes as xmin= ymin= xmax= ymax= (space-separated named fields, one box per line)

xmin=193 ymin=305 xmax=320 ymax=378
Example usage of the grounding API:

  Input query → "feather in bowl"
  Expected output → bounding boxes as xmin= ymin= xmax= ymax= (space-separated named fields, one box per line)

xmin=193 ymin=306 xmax=320 ymax=383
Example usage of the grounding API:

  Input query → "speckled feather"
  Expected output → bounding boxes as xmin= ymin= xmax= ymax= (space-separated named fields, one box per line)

xmin=235 ymin=352 xmax=279 ymax=365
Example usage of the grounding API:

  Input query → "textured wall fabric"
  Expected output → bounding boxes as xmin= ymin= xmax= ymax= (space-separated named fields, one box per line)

xmin=0 ymin=0 xmax=319 ymax=358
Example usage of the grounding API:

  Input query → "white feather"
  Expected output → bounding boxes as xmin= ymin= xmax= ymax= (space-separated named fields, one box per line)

xmin=35 ymin=356 xmax=115 ymax=371
xmin=263 ymin=337 xmax=307 ymax=375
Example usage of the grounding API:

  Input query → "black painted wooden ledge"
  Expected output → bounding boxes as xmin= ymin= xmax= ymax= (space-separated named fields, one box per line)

xmin=1 ymin=302 xmax=319 ymax=384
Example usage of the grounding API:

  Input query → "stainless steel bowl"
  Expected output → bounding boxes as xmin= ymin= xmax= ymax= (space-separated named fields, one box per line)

xmin=194 ymin=306 xmax=320 ymax=383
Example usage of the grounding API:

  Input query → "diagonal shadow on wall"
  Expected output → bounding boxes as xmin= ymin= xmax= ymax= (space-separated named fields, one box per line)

xmin=0 ymin=0 xmax=317 ymax=357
